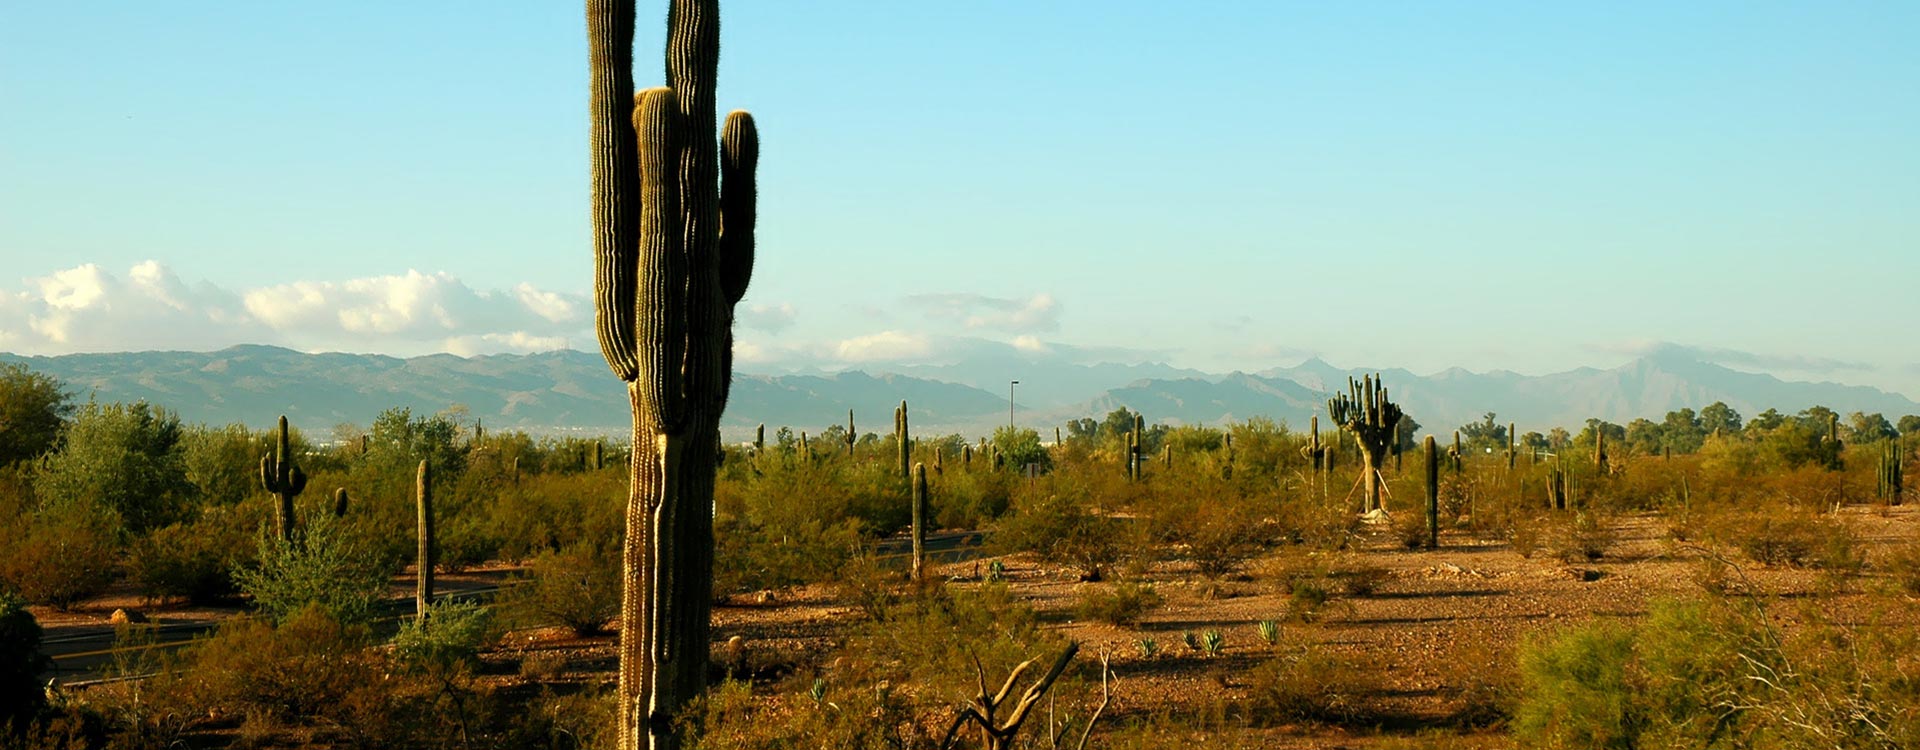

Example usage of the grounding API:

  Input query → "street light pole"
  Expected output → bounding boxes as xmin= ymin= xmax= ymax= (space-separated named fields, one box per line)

xmin=1009 ymin=380 xmax=1019 ymax=432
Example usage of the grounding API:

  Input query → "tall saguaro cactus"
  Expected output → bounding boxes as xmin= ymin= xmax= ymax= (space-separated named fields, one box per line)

xmin=911 ymin=462 xmax=928 ymax=583
xmin=588 ymin=0 xmax=758 ymax=746
xmin=1424 ymin=435 xmax=1439 ymax=549
xmin=1327 ymin=374 xmax=1403 ymax=513
xmin=895 ymin=401 xmax=911 ymax=480
xmin=259 ymin=415 xmax=307 ymax=542
xmin=416 ymin=460 xmax=434 ymax=618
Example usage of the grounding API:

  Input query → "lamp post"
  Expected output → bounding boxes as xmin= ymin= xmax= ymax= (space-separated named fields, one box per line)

xmin=1009 ymin=380 xmax=1019 ymax=432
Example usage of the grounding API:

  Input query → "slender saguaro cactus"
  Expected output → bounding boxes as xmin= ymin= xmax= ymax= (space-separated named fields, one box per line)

xmin=911 ymin=462 xmax=928 ymax=583
xmin=1451 ymin=430 xmax=1464 ymax=474
xmin=847 ymin=409 xmax=857 ymax=456
xmin=1302 ymin=415 xmax=1325 ymax=471
xmin=754 ymin=424 xmax=764 ymax=456
xmin=259 ymin=415 xmax=307 ymax=542
xmin=1327 ymin=375 xmax=1403 ymax=513
xmin=1878 ymin=441 xmax=1904 ymax=504
xmin=589 ymin=0 xmax=759 ymax=745
xmin=416 ymin=460 xmax=434 ymax=617
xmin=332 ymin=488 xmax=349 ymax=517
xmin=1424 ymin=435 xmax=1439 ymax=549
xmin=1594 ymin=428 xmax=1608 ymax=474
xmin=896 ymin=401 xmax=910 ymax=480
xmin=1507 ymin=423 xmax=1517 ymax=470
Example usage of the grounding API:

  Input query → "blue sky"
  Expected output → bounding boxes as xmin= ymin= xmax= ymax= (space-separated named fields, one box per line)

xmin=3 ymin=2 xmax=1917 ymax=396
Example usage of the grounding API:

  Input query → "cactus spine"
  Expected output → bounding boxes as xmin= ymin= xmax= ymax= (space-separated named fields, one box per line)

xmin=1327 ymin=375 xmax=1403 ymax=513
xmin=895 ymin=401 xmax=910 ymax=480
xmin=911 ymin=462 xmax=928 ymax=583
xmin=588 ymin=0 xmax=760 ymax=744
xmin=1424 ymin=435 xmax=1439 ymax=549
xmin=259 ymin=415 xmax=307 ymax=542
xmin=416 ymin=459 xmax=434 ymax=618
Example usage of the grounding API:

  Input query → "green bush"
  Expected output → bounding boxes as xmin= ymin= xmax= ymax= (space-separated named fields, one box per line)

xmin=393 ymin=599 xmax=496 ymax=672
xmin=991 ymin=485 xmax=1123 ymax=579
xmin=0 ymin=502 xmax=118 ymax=609
xmin=232 ymin=510 xmax=394 ymax=627
xmin=127 ymin=510 xmax=253 ymax=603
xmin=1245 ymin=638 xmax=1368 ymax=724
xmin=503 ymin=542 xmax=620 ymax=636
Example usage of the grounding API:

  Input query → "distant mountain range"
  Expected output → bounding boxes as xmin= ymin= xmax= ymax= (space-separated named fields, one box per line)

xmin=4 ymin=345 xmax=1915 ymax=442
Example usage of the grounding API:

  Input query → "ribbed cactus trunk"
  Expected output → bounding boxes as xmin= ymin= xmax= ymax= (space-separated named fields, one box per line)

xmin=1594 ymin=429 xmax=1608 ymax=474
xmin=1451 ymin=430 xmax=1463 ymax=474
xmin=1424 ymin=436 xmax=1439 ymax=549
xmin=416 ymin=460 xmax=434 ymax=618
xmin=589 ymin=0 xmax=758 ymax=747
xmin=911 ymin=462 xmax=928 ymax=583
xmin=259 ymin=415 xmax=306 ymax=542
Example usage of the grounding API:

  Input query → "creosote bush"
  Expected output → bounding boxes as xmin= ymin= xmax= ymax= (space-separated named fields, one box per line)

xmin=233 ymin=509 xmax=394 ymax=627
xmin=1074 ymin=580 xmax=1165 ymax=626
xmin=502 ymin=542 xmax=620 ymax=636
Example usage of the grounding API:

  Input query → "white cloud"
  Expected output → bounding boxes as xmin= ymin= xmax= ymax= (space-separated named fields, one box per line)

xmin=0 ymin=261 xmax=588 ymax=356
xmin=834 ymin=331 xmax=934 ymax=362
xmin=905 ymin=292 xmax=1061 ymax=332
xmin=737 ymin=302 xmax=797 ymax=332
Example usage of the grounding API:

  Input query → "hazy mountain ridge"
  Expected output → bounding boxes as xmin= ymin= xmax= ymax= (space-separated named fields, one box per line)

xmin=4 ymin=346 xmax=1914 ymax=441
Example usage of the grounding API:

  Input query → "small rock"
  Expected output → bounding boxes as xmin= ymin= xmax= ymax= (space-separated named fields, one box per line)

xmin=109 ymin=608 xmax=147 ymax=625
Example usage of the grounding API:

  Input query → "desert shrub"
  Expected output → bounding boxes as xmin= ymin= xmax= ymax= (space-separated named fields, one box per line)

xmin=1885 ymin=538 xmax=1920 ymax=595
xmin=681 ymin=677 xmax=918 ymax=750
xmin=127 ymin=510 xmax=252 ymax=603
xmin=1558 ymin=512 xmax=1616 ymax=563
xmin=831 ymin=552 xmax=902 ymax=622
xmin=1150 ymin=474 xmax=1273 ymax=577
xmin=1074 ymin=581 xmax=1164 ymax=626
xmin=394 ymin=599 xmax=496 ymax=672
xmin=233 ymin=510 xmax=394 ymax=627
xmin=503 ymin=542 xmax=620 ymax=636
xmin=1713 ymin=507 xmax=1860 ymax=570
xmin=1511 ymin=598 xmax=1766 ymax=750
xmin=0 ymin=501 xmax=118 ymax=608
xmin=932 ymin=469 xmax=1012 ymax=529
xmin=714 ymin=513 xmax=861 ymax=597
xmin=991 ymin=485 xmax=1123 ymax=579
xmin=1245 ymin=637 xmax=1368 ymax=724
xmin=0 ymin=592 xmax=48 ymax=729
xmin=437 ymin=511 xmax=503 ymax=573
xmin=188 ymin=604 xmax=379 ymax=727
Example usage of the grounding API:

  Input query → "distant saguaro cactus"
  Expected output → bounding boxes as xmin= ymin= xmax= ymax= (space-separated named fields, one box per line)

xmin=1451 ymin=430 xmax=1464 ymax=474
xmin=1879 ymin=442 xmax=1904 ymax=504
xmin=415 ymin=460 xmax=434 ymax=618
xmin=895 ymin=401 xmax=910 ymax=480
xmin=911 ymin=462 xmax=928 ymax=583
xmin=588 ymin=0 xmax=760 ymax=745
xmin=1594 ymin=428 xmax=1609 ymax=474
xmin=1507 ymin=423 xmax=1517 ymax=470
xmin=333 ymin=488 xmax=349 ymax=517
xmin=1424 ymin=435 xmax=1439 ymax=549
xmin=259 ymin=415 xmax=307 ymax=542
xmin=754 ymin=423 xmax=764 ymax=456
xmin=1327 ymin=375 xmax=1403 ymax=513
xmin=847 ymin=409 xmax=857 ymax=457
xmin=1302 ymin=415 xmax=1325 ymax=471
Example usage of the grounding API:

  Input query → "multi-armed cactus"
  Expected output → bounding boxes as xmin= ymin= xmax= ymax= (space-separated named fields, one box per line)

xmin=1327 ymin=375 xmax=1403 ymax=513
xmin=895 ymin=401 xmax=910 ymax=479
xmin=416 ymin=459 xmax=434 ymax=618
xmin=588 ymin=0 xmax=759 ymax=745
xmin=911 ymin=462 xmax=928 ymax=583
xmin=259 ymin=415 xmax=307 ymax=542
xmin=1878 ymin=441 xmax=1904 ymax=505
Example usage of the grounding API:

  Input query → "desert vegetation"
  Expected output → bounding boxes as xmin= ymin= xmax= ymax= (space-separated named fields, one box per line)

xmin=4 ymin=353 xmax=1920 ymax=748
